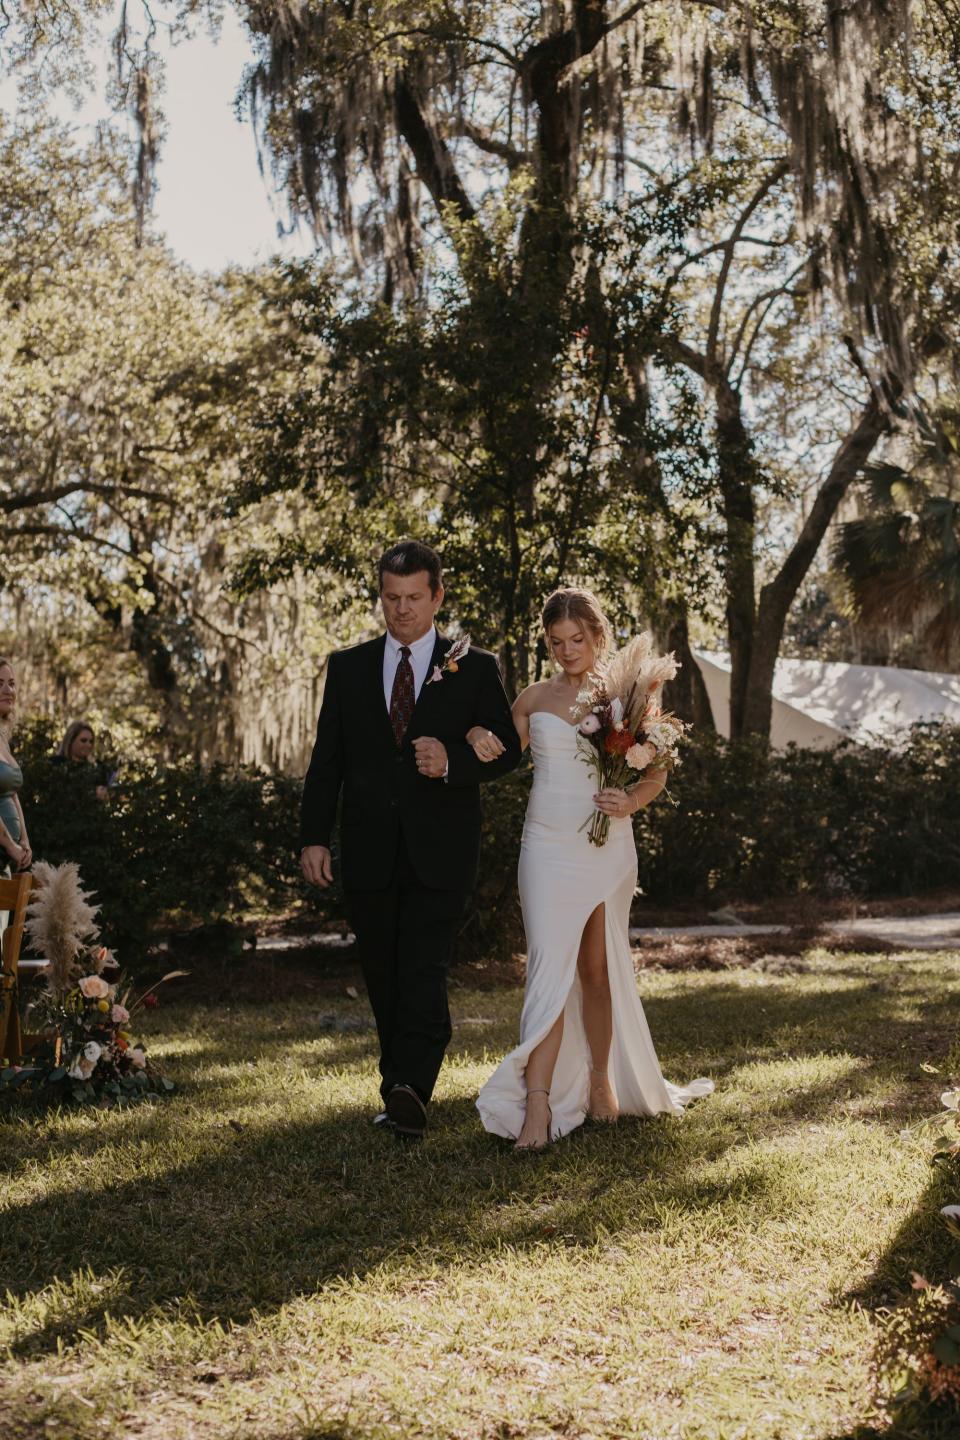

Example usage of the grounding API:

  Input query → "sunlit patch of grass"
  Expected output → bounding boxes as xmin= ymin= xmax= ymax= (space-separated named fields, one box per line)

xmin=2 ymin=951 xmax=960 ymax=1438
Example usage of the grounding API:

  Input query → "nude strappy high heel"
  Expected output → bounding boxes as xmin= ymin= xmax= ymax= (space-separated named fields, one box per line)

xmin=515 ymin=1087 xmax=553 ymax=1151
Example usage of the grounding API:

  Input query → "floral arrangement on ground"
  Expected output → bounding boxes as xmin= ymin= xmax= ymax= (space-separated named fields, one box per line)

xmin=871 ymin=1080 xmax=960 ymax=1414
xmin=1 ymin=861 xmax=185 ymax=1107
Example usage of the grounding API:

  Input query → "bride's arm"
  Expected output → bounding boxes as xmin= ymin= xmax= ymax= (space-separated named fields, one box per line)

xmin=595 ymin=769 xmax=668 ymax=818
xmin=627 ymin=768 xmax=668 ymax=811
xmin=511 ymin=688 xmax=534 ymax=753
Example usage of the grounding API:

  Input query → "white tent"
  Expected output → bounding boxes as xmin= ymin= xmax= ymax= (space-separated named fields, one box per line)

xmin=692 ymin=651 xmax=960 ymax=749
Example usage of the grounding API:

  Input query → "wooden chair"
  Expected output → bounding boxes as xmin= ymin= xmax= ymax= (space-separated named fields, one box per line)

xmin=0 ymin=872 xmax=34 ymax=1063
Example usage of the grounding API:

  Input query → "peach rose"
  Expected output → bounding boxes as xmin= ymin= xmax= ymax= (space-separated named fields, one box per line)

xmin=626 ymin=741 xmax=656 ymax=770
xmin=111 ymin=1004 xmax=130 ymax=1024
xmin=129 ymin=1047 xmax=147 ymax=1069
xmin=78 ymin=975 xmax=111 ymax=999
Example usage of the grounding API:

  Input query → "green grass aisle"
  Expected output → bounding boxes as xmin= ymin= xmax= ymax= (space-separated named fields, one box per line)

xmin=2 ymin=950 xmax=960 ymax=1439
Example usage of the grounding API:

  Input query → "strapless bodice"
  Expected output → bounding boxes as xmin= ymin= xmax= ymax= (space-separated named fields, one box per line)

xmin=528 ymin=711 xmax=593 ymax=794
xmin=525 ymin=711 xmax=631 ymax=843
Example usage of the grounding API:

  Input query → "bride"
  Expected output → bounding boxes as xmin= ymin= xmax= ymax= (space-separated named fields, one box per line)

xmin=470 ymin=588 xmax=713 ymax=1150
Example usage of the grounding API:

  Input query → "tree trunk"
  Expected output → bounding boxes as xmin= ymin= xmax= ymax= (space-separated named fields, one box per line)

xmin=716 ymin=380 xmax=757 ymax=738
xmin=663 ymin=607 xmax=716 ymax=729
xmin=740 ymin=397 xmax=888 ymax=736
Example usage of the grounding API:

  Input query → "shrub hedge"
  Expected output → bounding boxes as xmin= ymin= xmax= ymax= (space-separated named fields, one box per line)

xmin=13 ymin=719 xmax=307 ymax=960
xmin=10 ymin=718 xmax=960 ymax=964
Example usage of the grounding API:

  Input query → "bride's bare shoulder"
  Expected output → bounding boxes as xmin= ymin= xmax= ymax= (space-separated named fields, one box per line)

xmin=513 ymin=680 xmax=550 ymax=717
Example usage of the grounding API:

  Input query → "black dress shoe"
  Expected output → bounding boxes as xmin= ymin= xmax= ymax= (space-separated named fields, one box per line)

xmin=385 ymin=1083 xmax=428 ymax=1137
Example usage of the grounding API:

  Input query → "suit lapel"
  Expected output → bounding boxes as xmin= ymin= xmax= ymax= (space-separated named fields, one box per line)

xmin=408 ymin=632 xmax=453 ymax=737
xmin=410 ymin=631 xmax=447 ymax=714
xmin=366 ymin=633 xmax=398 ymax=753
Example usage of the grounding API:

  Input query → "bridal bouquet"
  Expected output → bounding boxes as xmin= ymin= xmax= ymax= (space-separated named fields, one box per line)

xmin=570 ymin=633 xmax=688 ymax=847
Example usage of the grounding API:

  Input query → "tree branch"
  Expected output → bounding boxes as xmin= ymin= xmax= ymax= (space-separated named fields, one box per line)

xmin=763 ymin=398 xmax=889 ymax=624
xmin=604 ymin=2 xmax=649 ymax=39
xmin=728 ymin=255 xmax=809 ymax=379
xmin=394 ymin=72 xmax=478 ymax=232
xmin=658 ymin=332 xmax=707 ymax=380
xmin=0 ymin=478 xmax=173 ymax=514
xmin=447 ymin=117 xmax=530 ymax=170
xmin=705 ymin=160 xmax=789 ymax=375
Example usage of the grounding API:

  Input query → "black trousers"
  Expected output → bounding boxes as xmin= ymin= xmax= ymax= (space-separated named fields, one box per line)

xmin=345 ymin=837 xmax=469 ymax=1104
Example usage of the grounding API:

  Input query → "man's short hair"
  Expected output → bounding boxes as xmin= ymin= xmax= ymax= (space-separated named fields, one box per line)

xmin=378 ymin=540 xmax=443 ymax=597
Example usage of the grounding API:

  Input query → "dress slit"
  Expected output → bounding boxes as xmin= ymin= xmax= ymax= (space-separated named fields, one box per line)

xmin=477 ymin=865 xmax=632 ymax=1140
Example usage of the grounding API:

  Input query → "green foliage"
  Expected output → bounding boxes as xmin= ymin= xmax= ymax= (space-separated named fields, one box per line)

xmin=0 ymin=116 xmax=338 ymax=765
xmin=0 ymin=1059 xmax=174 ymax=1110
xmin=462 ymin=764 xmax=531 ymax=962
xmin=233 ymin=201 xmax=721 ymax=693
xmin=634 ymin=721 xmax=960 ymax=902
xmin=14 ymin=718 xmax=307 ymax=961
xmin=14 ymin=713 xmax=959 ymax=971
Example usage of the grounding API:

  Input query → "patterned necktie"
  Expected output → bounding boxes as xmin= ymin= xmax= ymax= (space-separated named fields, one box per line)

xmin=389 ymin=645 xmax=415 ymax=747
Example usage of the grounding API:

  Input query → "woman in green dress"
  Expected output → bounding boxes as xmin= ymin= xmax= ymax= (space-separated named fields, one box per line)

xmin=0 ymin=658 xmax=31 ymax=881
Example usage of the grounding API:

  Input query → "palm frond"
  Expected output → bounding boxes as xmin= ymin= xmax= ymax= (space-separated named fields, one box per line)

xmin=833 ymin=475 xmax=960 ymax=662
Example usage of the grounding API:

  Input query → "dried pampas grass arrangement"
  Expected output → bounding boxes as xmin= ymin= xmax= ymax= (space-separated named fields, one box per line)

xmin=25 ymin=861 xmax=101 ymax=999
xmin=573 ymin=632 xmax=680 ymax=730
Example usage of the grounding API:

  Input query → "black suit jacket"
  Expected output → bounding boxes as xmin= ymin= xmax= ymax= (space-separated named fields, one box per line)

xmin=299 ymin=631 xmax=522 ymax=892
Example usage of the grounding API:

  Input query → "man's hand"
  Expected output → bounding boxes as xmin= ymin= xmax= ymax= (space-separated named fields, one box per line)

xmin=412 ymin=736 xmax=448 ymax=778
xmin=301 ymin=844 xmax=334 ymax=887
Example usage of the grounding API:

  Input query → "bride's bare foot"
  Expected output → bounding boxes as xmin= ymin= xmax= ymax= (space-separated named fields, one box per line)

xmin=516 ymin=1088 xmax=552 ymax=1150
xmin=587 ymin=1068 xmax=619 ymax=1123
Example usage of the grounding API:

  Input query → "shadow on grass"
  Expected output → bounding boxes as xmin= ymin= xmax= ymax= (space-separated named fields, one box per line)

xmin=845 ymin=1160 xmax=960 ymax=1310
xmin=0 ymin=1099 xmax=783 ymax=1361
xmin=3 ymin=965 xmax=960 ymax=1358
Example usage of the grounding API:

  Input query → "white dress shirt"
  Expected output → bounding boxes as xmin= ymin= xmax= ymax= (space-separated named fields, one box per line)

xmin=383 ymin=626 xmax=438 ymax=712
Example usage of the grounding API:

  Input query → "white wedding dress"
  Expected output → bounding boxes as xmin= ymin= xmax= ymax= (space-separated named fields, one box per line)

xmin=477 ymin=712 xmax=713 ymax=1140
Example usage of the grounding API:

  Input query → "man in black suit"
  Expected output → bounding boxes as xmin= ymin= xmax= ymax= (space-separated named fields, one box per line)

xmin=300 ymin=540 xmax=522 ymax=1137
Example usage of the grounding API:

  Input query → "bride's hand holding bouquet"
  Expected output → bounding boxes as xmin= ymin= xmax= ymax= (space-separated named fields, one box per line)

xmin=571 ymin=633 xmax=688 ymax=847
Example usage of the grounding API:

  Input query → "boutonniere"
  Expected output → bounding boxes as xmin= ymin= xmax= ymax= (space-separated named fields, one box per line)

xmin=426 ymin=633 xmax=471 ymax=685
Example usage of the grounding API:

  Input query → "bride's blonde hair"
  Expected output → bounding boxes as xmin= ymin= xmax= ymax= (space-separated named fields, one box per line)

xmin=0 ymin=657 xmax=15 ymax=741
xmin=540 ymin=589 xmax=612 ymax=660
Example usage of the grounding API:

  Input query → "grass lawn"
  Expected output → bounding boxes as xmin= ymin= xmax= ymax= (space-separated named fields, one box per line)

xmin=2 ymin=948 xmax=960 ymax=1439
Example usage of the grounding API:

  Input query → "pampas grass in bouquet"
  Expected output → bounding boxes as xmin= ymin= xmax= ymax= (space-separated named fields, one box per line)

xmin=570 ymin=632 xmax=688 ymax=846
